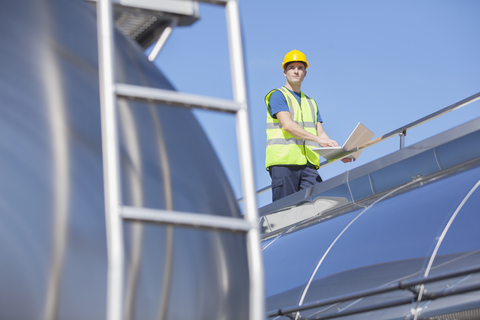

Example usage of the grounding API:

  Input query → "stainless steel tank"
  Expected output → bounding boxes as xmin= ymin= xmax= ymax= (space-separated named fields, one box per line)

xmin=0 ymin=0 xmax=248 ymax=319
xmin=261 ymin=118 xmax=480 ymax=319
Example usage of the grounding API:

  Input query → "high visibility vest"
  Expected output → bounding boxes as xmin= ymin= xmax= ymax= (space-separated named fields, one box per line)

xmin=265 ymin=87 xmax=320 ymax=170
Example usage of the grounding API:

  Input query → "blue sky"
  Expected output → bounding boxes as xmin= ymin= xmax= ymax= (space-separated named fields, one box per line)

xmin=151 ymin=0 xmax=480 ymax=208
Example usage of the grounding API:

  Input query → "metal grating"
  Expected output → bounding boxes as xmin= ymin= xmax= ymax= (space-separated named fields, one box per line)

xmin=88 ymin=0 xmax=199 ymax=48
xmin=423 ymin=308 xmax=480 ymax=320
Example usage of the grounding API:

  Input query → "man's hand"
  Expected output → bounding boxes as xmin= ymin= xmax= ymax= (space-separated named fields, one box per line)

xmin=316 ymin=123 xmax=339 ymax=147
xmin=317 ymin=137 xmax=339 ymax=148
xmin=276 ymin=113 xmax=355 ymax=165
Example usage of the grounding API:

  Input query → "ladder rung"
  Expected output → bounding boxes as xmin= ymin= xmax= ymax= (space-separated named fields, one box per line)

xmin=115 ymin=83 xmax=243 ymax=114
xmin=121 ymin=205 xmax=254 ymax=232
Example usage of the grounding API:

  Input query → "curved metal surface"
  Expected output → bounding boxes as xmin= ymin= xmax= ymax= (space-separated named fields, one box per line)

xmin=0 ymin=0 xmax=249 ymax=319
xmin=262 ymin=121 xmax=480 ymax=319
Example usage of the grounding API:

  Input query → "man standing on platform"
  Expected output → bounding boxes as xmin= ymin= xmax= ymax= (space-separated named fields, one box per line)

xmin=265 ymin=50 xmax=352 ymax=202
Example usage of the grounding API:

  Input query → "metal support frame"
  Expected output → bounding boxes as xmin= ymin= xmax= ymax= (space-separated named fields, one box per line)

xmin=97 ymin=0 xmax=264 ymax=319
xmin=148 ymin=19 xmax=178 ymax=61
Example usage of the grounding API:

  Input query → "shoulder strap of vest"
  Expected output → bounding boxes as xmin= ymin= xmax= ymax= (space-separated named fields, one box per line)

xmin=277 ymin=87 xmax=296 ymax=121
xmin=265 ymin=87 xmax=296 ymax=121
xmin=300 ymin=92 xmax=317 ymax=124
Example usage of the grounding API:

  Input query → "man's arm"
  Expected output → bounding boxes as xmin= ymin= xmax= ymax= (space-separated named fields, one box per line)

xmin=316 ymin=122 xmax=353 ymax=163
xmin=277 ymin=112 xmax=354 ymax=163
xmin=276 ymin=111 xmax=339 ymax=147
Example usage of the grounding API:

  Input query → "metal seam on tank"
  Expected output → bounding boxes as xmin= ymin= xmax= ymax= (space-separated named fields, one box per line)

xmin=119 ymin=98 xmax=144 ymax=320
xmin=147 ymin=103 xmax=174 ymax=320
xmin=42 ymin=6 xmax=70 ymax=319
xmin=148 ymin=105 xmax=173 ymax=209
xmin=296 ymin=180 xmax=419 ymax=312
xmin=295 ymin=208 xmax=365 ymax=313
xmin=433 ymin=147 xmax=443 ymax=171
xmin=368 ymin=173 xmax=375 ymax=195
xmin=411 ymin=178 xmax=480 ymax=320
xmin=211 ymin=231 xmax=230 ymax=319
xmin=261 ymin=233 xmax=282 ymax=251
xmin=118 ymin=42 xmax=174 ymax=320
xmin=423 ymin=178 xmax=480 ymax=277
xmin=345 ymin=170 xmax=355 ymax=203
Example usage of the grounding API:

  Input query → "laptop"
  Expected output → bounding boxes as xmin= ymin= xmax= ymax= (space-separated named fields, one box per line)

xmin=312 ymin=122 xmax=374 ymax=161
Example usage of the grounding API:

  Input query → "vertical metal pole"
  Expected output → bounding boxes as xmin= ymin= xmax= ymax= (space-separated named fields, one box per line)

xmin=399 ymin=129 xmax=406 ymax=150
xmin=97 ymin=0 xmax=124 ymax=319
xmin=225 ymin=1 xmax=265 ymax=319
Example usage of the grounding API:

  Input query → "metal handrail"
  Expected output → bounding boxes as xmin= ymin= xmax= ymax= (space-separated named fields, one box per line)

xmin=249 ymin=91 xmax=480 ymax=201
xmin=309 ymin=282 xmax=480 ymax=320
xmin=267 ymin=263 xmax=480 ymax=318
xmin=321 ymin=91 xmax=480 ymax=168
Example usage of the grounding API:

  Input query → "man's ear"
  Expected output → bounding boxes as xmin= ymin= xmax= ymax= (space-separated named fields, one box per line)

xmin=283 ymin=69 xmax=287 ymax=76
xmin=304 ymin=70 xmax=307 ymax=77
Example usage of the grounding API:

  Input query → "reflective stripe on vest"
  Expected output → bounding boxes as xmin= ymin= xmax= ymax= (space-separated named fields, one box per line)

xmin=265 ymin=87 xmax=321 ymax=169
xmin=266 ymin=122 xmax=316 ymax=129
xmin=266 ymin=138 xmax=318 ymax=147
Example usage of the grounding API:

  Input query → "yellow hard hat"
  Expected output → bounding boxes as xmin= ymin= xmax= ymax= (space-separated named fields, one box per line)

xmin=282 ymin=50 xmax=309 ymax=70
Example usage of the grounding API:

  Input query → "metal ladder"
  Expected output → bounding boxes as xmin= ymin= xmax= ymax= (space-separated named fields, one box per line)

xmin=96 ymin=0 xmax=265 ymax=319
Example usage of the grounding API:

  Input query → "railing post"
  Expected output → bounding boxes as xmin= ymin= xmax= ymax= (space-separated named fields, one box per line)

xmin=399 ymin=129 xmax=406 ymax=149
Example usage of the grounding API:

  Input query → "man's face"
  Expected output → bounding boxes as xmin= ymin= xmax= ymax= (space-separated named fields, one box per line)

xmin=284 ymin=62 xmax=307 ymax=84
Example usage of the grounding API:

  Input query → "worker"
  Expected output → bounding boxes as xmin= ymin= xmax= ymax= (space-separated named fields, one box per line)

xmin=265 ymin=49 xmax=352 ymax=202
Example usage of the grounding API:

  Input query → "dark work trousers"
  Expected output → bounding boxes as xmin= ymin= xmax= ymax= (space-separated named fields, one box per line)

xmin=269 ymin=165 xmax=322 ymax=202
